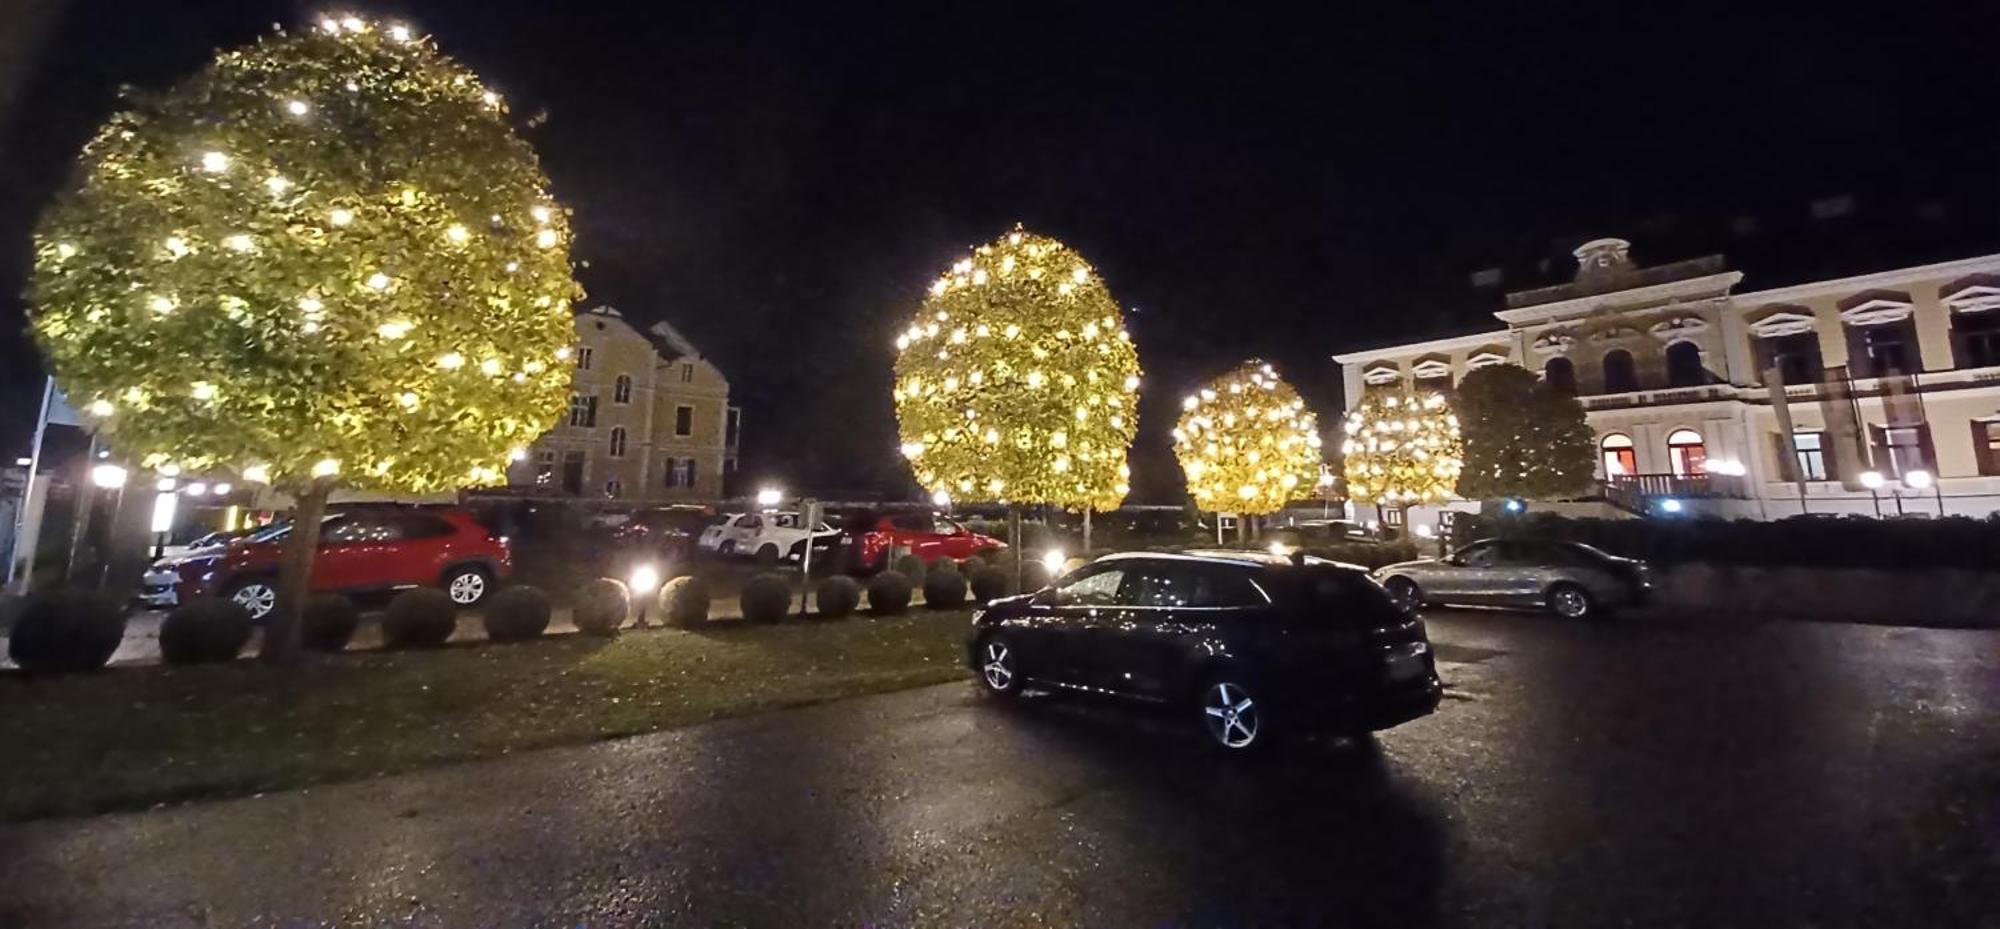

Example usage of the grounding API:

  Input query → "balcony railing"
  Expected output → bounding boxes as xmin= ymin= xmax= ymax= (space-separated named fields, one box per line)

xmin=1606 ymin=472 xmax=1750 ymax=501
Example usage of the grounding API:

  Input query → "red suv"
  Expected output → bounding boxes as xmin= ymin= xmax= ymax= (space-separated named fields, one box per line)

xmin=141 ymin=508 xmax=512 ymax=621
xmin=851 ymin=511 xmax=1005 ymax=572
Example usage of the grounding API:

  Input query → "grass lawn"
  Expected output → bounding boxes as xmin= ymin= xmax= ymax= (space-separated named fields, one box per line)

xmin=0 ymin=611 xmax=974 ymax=822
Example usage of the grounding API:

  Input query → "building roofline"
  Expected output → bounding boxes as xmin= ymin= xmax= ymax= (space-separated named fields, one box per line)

xmin=1731 ymin=253 xmax=2000 ymax=306
xmin=1332 ymin=329 xmax=1511 ymax=365
xmin=1492 ymin=271 xmax=1743 ymax=324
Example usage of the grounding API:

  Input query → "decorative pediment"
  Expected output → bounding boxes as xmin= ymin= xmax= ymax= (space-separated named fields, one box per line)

xmin=1839 ymin=297 xmax=1913 ymax=327
xmin=1361 ymin=363 xmax=1401 ymax=385
xmin=1530 ymin=330 xmax=1576 ymax=354
xmin=1649 ymin=315 xmax=1710 ymax=339
xmin=1410 ymin=358 xmax=1453 ymax=379
xmin=1589 ymin=325 xmax=1644 ymax=343
xmin=1463 ymin=350 xmax=1509 ymax=370
xmin=1944 ymin=283 xmax=2000 ymax=315
xmin=1747 ymin=311 xmax=1818 ymax=338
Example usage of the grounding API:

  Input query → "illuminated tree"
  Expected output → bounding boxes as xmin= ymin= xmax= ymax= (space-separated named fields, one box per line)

xmin=1173 ymin=361 xmax=1324 ymax=518
xmin=893 ymin=226 xmax=1141 ymax=513
xmin=1453 ymin=364 xmax=1595 ymax=500
xmin=31 ymin=17 xmax=579 ymax=659
xmin=1340 ymin=387 xmax=1463 ymax=508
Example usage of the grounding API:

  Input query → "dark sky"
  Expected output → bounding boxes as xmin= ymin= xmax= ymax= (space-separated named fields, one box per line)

xmin=4 ymin=1 xmax=1997 ymax=501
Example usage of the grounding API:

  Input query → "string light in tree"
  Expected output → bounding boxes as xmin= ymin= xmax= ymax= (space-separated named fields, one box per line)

xmin=1340 ymin=387 xmax=1464 ymax=506
xmin=29 ymin=14 xmax=581 ymax=496
xmin=892 ymin=226 xmax=1141 ymax=512
xmin=1173 ymin=361 xmax=1324 ymax=515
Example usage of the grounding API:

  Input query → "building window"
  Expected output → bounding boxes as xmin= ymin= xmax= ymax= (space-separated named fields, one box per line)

xmin=1848 ymin=320 xmax=1918 ymax=379
xmin=608 ymin=426 xmax=627 ymax=458
xmin=1756 ymin=332 xmax=1823 ymax=385
xmin=1666 ymin=341 xmax=1706 ymax=387
xmin=1973 ymin=421 xmax=2000 ymax=475
xmin=613 ymin=374 xmax=632 ymax=404
xmin=674 ymin=404 xmax=694 ymax=437
xmin=1543 ymin=357 xmax=1576 ymax=396
xmin=725 ymin=407 xmax=741 ymax=448
xmin=1666 ymin=428 xmax=1707 ymax=477
xmin=561 ymin=450 xmax=585 ymax=495
xmin=576 ymin=347 xmax=594 ymax=371
xmin=663 ymin=457 xmax=680 ymax=488
xmin=680 ymin=363 xmax=694 ymax=383
xmin=605 ymin=478 xmax=621 ymax=498
xmin=535 ymin=450 xmax=555 ymax=485
xmin=1791 ymin=432 xmax=1828 ymax=481
xmin=568 ymin=394 xmax=598 ymax=428
xmin=1869 ymin=424 xmax=1933 ymax=478
xmin=680 ymin=458 xmax=697 ymax=487
xmin=1600 ymin=433 xmax=1637 ymax=477
xmin=1952 ymin=312 xmax=2000 ymax=369
xmin=1601 ymin=349 xmax=1637 ymax=393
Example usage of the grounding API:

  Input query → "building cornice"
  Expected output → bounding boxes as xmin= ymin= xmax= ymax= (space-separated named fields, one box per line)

xmin=1332 ymin=329 xmax=1510 ymax=364
xmin=1731 ymin=253 xmax=2000 ymax=306
xmin=1492 ymin=272 xmax=1743 ymax=325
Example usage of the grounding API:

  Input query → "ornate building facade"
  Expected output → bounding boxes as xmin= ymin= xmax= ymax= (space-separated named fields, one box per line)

xmin=1334 ymin=238 xmax=2000 ymax=520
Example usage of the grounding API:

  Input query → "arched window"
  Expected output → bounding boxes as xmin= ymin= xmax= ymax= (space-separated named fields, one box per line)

xmin=1666 ymin=341 xmax=1706 ymax=387
xmin=1602 ymin=349 xmax=1637 ymax=393
xmin=1543 ymin=357 xmax=1576 ymax=396
xmin=1667 ymin=428 xmax=1707 ymax=477
xmin=608 ymin=426 xmax=627 ymax=458
xmin=613 ymin=374 xmax=633 ymax=405
xmin=1600 ymin=433 xmax=1637 ymax=477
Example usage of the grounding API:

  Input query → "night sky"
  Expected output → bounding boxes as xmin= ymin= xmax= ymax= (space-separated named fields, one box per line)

xmin=3 ymin=1 xmax=1997 ymax=501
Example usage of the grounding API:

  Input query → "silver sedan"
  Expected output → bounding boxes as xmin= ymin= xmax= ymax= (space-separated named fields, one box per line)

xmin=1372 ymin=539 xmax=1649 ymax=620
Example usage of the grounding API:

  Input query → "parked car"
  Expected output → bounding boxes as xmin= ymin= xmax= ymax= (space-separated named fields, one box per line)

xmin=1371 ymin=538 xmax=1649 ymax=620
xmin=138 ymin=507 xmax=511 ymax=620
xmin=851 ymin=511 xmax=1006 ymax=571
xmin=967 ymin=550 xmax=1441 ymax=751
xmin=594 ymin=505 xmax=708 ymax=563
xmin=698 ymin=511 xmax=842 ymax=565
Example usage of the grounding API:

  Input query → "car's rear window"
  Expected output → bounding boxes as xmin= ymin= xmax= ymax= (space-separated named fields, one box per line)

xmin=1285 ymin=566 xmax=1404 ymax=623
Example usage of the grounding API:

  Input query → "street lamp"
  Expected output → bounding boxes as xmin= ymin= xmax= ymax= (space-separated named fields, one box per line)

xmin=755 ymin=486 xmax=783 ymax=509
xmin=1040 ymin=549 xmax=1066 ymax=577
xmin=1859 ymin=469 xmax=1885 ymax=517
xmin=628 ymin=563 xmax=660 ymax=628
xmin=89 ymin=464 xmax=128 ymax=489
xmin=1904 ymin=468 xmax=1944 ymax=516
xmin=930 ymin=489 xmax=951 ymax=509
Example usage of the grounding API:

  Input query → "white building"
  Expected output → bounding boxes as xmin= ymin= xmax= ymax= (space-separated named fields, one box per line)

xmin=1333 ymin=238 xmax=2000 ymax=523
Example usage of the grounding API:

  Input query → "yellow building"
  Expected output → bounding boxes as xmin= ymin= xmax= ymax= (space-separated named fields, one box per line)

xmin=1335 ymin=239 xmax=2000 ymax=520
xmin=507 ymin=306 xmax=738 ymax=502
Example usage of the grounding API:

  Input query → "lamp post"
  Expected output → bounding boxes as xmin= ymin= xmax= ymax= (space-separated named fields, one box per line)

xmin=88 ymin=464 xmax=129 ymax=588
xmin=628 ymin=563 xmax=660 ymax=628
xmin=1859 ymin=470 xmax=1885 ymax=518
xmin=1904 ymin=468 xmax=1943 ymax=517
xmin=755 ymin=486 xmax=783 ymax=510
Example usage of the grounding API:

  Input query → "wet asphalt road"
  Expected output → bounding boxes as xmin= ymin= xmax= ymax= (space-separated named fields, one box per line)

xmin=1 ymin=609 xmax=1995 ymax=928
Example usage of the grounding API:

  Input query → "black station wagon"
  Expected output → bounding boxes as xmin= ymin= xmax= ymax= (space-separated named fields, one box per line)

xmin=967 ymin=551 xmax=1442 ymax=751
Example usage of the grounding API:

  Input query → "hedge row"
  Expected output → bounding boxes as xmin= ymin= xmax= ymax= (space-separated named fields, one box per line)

xmin=1454 ymin=511 xmax=2000 ymax=572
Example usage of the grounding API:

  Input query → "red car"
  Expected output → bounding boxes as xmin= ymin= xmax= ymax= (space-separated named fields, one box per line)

xmin=141 ymin=508 xmax=511 ymax=621
xmin=851 ymin=511 xmax=1006 ymax=572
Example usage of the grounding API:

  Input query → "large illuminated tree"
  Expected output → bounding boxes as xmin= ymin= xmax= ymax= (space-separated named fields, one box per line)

xmin=893 ymin=227 xmax=1141 ymax=515
xmin=1453 ymin=363 xmax=1595 ymax=500
xmin=1174 ymin=361 xmax=1324 ymax=522
xmin=31 ymin=17 xmax=579 ymax=659
xmin=1340 ymin=387 xmax=1463 ymax=509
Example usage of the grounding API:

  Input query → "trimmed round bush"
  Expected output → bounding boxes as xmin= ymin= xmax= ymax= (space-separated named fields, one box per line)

xmin=382 ymin=588 xmax=458 ymax=648
xmin=815 ymin=575 xmax=861 ymax=619
xmin=574 ymin=578 xmax=630 ymax=636
xmin=867 ymin=570 xmax=913 ymax=615
xmin=922 ymin=564 xmax=969 ymax=609
xmin=159 ymin=597 xmax=252 ymax=664
xmin=893 ymin=553 xmax=927 ymax=581
xmin=301 ymin=593 xmax=360 ymax=652
xmin=960 ymin=554 xmax=988 ymax=573
xmin=740 ymin=573 xmax=793 ymax=624
xmin=7 ymin=590 xmax=127 ymax=673
xmin=658 ymin=576 xmax=711 ymax=628
xmin=482 ymin=585 xmax=552 ymax=642
xmin=969 ymin=567 xmax=1012 ymax=604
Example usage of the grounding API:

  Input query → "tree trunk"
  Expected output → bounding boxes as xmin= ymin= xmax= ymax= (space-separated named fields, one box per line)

xmin=262 ymin=482 xmax=330 ymax=664
xmin=1237 ymin=513 xmax=1250 ymax=545
xmin=1081 ymin=508 xmax=1092 ymax=555
xmin=1009 ymin=506 xmax=1022 ymax=588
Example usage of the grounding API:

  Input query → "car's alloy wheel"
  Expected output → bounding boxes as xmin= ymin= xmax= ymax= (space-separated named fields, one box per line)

xmin=230 ymin=581 xmax=277 ymax=621
xmin=1202 ymin=681 xmax=1262 ymax=750
xmin=978 ymin=637 xmax=1019 ymax=695
xmin=1385 ymin=577 xmax=1421 ymax=610
xmin=446 ymin=569 xmax=488 ymax=605
xmin=1548 ymin=583 xmax=1592 ymax=620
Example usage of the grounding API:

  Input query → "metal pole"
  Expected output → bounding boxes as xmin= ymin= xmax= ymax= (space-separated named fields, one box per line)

xmin=62 ymin=431 xmax=100 ymax=582
xmin=5 ymin=377 xmax=56 ymax=591
xmin=1934 ymin=484 xmax=1945 ymax=518
xmin=1868 ymin=489 xmax=1881 ymax=518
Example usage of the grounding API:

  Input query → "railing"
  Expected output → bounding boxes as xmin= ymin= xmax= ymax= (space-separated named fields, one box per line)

xmin=1578 ymin=384 xmax=1736 ymax=411
xmin=1605 ymin=472 xmax=1751 ymax=501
